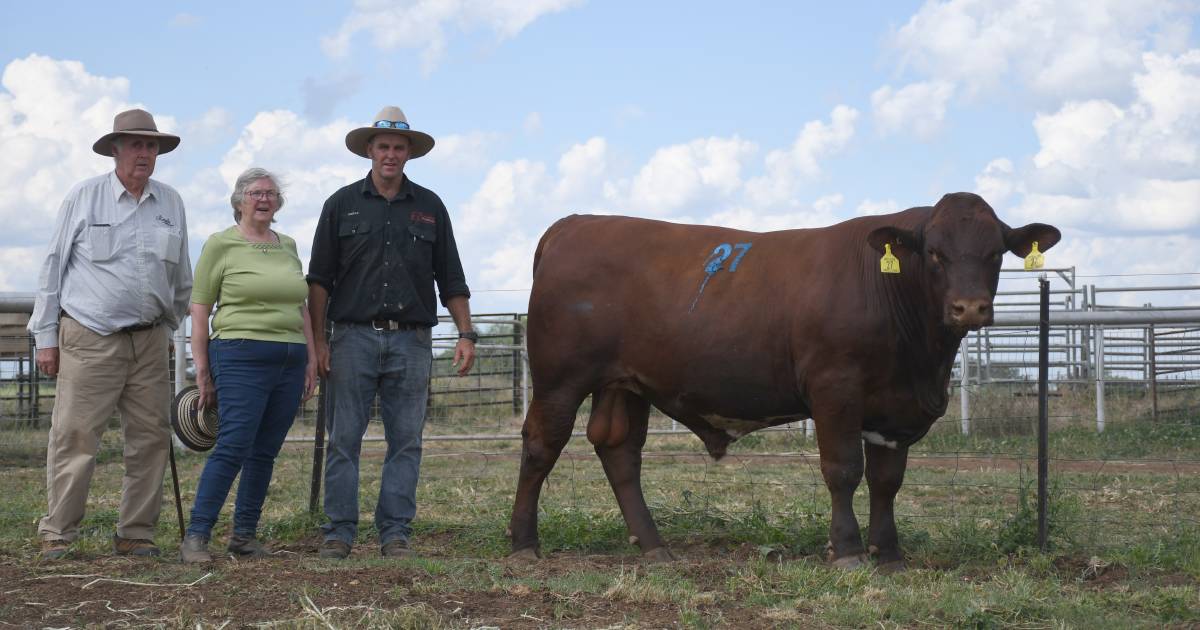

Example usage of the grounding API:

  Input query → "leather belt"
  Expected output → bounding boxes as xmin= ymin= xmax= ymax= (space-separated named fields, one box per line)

xmin=370 ymin=320 xmax=421 ymax=331
xmin=61 ymin=311 xmax=159 ymax=333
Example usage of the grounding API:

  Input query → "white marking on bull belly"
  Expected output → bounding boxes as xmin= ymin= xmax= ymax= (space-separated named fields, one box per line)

xmin=701 ymin=414 xmax=799 ymax=438
xmin=862 ymin=431 xmax=899 ymax=450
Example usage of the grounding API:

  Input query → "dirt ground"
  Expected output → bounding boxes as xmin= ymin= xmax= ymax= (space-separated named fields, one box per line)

xmin=0 ymin=544 xmax=795 ymax=629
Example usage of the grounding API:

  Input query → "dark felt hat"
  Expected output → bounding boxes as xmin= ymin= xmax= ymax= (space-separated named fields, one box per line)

xmin=171 ymin=386 xmax=219 ymax=452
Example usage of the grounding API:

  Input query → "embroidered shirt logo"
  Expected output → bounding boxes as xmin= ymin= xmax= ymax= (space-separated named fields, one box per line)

xmin=155 ymin=214 xmax=175 ymax=228
xmin=411 ymin=211 xmax=436 ymax=225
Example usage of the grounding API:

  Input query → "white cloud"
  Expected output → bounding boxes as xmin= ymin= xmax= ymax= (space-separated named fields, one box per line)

xmin=182 ymin=107 xmax=234 ymax=146
xmin=427 ymin=130 xmax=502 ymax=171
xmin=891 ymin=0 xmax=1195 ymax=103
xmin=523 ymin=111 xmax=543 ymax=134
xmin=0 ymin=246 xmax=43 ymax=291
xmin=856 ymin=198 xmax=901 ymax=216
xmin=169 ymin=13 xmax=201 ymax=28
xmin=871 ymin=80 xmax=954 ymax=138
xmin=459 ymin=159 xmax=551 ymax=234
xmin=0 ymin=55 xmax=159 ymax=244
xmin=628 ymin=136 xmax=756 ymax=215
xmin=746 ymin=105 xmax=858 ymax=207
xmin=973 ymin=158 xmax=1016 ymax=206
xmin=995 ymin=49 xmax=1200 ymax=233
xmin=554 ymin=137 xmax=610 ymax=202
xmin=321 ymin=0 xmax=584 ymax=74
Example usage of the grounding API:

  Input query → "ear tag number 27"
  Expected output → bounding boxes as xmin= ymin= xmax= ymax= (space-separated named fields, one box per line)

xmin=879 ymin=244 xmax=900 ymax=274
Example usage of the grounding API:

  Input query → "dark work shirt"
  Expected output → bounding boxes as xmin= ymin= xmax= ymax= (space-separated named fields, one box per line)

xmin=307 ymin=172 xmax=470 ymax=327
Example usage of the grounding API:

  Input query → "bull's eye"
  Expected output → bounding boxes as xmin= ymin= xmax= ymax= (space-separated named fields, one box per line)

xmin=991 ymin=252 xmax=1003 ymax=264
xmin=928 ymin=248 xmax=942 ymax=266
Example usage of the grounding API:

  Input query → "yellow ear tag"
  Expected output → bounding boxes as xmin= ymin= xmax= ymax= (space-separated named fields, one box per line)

xmin=1023 ymin=241 xmax=1044 ymax=270
xmin=880 ymin=243 xmax=900 ymax=274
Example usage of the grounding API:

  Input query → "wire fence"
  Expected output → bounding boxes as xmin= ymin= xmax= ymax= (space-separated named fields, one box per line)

xmin=2 ymin=272 xmax=1199 ymax=555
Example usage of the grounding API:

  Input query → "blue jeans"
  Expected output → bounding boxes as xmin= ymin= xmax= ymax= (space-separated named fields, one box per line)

xmin=187 ymin=338 xmax=306 ymax=540
xmin=321 ymin=323 xmax=432 ymax=546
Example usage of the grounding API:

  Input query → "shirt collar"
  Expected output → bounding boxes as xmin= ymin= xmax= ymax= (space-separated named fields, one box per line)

xmin=108 ymin=170 xmax=157 ymax=203
xmin=360 ymin=171 xmax=414 ymax=200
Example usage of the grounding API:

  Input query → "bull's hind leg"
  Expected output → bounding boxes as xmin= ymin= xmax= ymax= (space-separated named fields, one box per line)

xmin=508 ymin=394 xmax=581 ymax=560
xmin=591 ymin=388 xmax=674 ymax=561
xmin=865 ymin=441 xmax=909 ymax=573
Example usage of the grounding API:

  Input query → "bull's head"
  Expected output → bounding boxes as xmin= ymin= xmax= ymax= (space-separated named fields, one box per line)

xmin=867 ymin=192 xmax=1061 ymax=334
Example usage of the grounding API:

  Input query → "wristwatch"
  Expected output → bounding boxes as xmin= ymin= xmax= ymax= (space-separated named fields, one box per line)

xmin=458 ymin=331 xmax=479 ymax=343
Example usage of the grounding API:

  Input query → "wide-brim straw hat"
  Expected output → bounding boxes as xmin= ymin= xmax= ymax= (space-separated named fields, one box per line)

xmin=171 ymin=386 xmax=219 ymax=452
xmin=92 ymin=108 xmax=180 ymax=156
xmin=345 ymin=106 xmax=435 ymax=159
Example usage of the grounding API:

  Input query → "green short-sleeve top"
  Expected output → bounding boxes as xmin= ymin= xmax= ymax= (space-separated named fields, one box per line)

xmin=190 ymin=226 xmax=307 ymax=343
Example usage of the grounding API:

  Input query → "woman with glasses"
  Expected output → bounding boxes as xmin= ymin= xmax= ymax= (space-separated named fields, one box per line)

xmin=180 ymin=167 xmax=317 ymax=563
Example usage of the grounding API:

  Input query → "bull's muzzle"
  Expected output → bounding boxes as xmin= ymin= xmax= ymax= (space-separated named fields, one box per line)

xmin=949 ymin=298 xmax=993 ymax=330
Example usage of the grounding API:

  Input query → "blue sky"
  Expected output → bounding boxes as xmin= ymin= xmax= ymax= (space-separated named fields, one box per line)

xmin=2 ymin=1 xmax=1198 ymax=313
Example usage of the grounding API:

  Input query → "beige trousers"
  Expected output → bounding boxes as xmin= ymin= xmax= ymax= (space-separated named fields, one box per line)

xmin=39 ymin=317 xmax=171 ymax=542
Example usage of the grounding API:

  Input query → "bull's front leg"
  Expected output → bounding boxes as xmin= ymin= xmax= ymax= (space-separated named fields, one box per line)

xmin=864 ymin=441 xmax=909 ymax=573
xmin=814 ymin=418 xmax=868 ymax=569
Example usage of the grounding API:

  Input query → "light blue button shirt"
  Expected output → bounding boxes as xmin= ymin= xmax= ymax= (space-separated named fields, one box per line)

xmin=29 ymin=171 xmax=193 ymax=348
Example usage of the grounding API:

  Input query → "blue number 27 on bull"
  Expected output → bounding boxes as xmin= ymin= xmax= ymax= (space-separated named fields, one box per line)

xmin=690 ymin=242 xmax=753 ymax=312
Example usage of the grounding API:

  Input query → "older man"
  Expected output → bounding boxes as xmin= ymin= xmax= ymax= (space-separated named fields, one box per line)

xmin=29 ymin=109 xmax=192 ymax=560
xmin=308 ymin=106 xmax=475 ymax=559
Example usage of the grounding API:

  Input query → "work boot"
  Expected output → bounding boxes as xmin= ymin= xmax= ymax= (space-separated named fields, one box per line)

xmin=179 ymin=534 xmax=212 ymax=563
xmin=381 ymin=539 xmax=416 ymax=558
xmin=227 ymin=534 xmax=268 ymax=558
xmin=113 ymin=535 xmax=160 ymax=557
xmin=40 ymin=539 xmax=69 ymax=561
xmin=319 ymin=539 xmax=351 ymax=559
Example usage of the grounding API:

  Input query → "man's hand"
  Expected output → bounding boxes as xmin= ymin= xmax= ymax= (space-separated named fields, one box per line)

xmin=36 ymin=347 xmax=59 ymax=378
xmin=314 ymin=340 xmax=332 ymax=378
xmin=453 ymin=338 xmax=476 ymax=376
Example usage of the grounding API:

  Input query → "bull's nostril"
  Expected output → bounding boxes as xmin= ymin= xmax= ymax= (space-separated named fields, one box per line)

xmin=979 ymin=304 xmax=992 ymax=315
xmin=952 ymin=303 xmax=966 ymax=316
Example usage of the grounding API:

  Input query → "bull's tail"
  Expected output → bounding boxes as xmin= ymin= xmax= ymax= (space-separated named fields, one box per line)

xmin=532 ymin=214 xmax=579 ymax=277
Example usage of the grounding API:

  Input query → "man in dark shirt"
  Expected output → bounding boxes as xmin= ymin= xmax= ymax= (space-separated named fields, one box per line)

xmin=307 ymin=106 xmax=477 ymax=559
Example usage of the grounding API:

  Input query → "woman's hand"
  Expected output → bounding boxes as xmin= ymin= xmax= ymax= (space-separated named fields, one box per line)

xmin=303 ymin=356 xmax=318 ymax=401
xmin=196 ymin=367 xmax=217 ymax=412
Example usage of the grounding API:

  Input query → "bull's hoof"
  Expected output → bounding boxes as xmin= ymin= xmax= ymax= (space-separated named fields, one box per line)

xmin=507 ymin=547 xmax=542 ymax=561
xmin=875 ymin=559 xmax=907 ymax=575
xmin=642 ymin=547 xmax=677 ymax=563
xmin=831 ymin=554 xmax=869 ymax=570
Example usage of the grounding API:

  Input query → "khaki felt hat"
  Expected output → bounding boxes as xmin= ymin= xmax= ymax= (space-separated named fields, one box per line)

xmin=92 ymin=108 xmax=181 ymax=156
xmin=345 ymin=106 xmax=435 ymax=159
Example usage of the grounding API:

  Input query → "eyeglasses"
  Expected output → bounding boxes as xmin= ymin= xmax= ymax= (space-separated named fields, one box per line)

xmin=373 ymin=119 xmax=410 ymax=130
xmin=246 ymin=191 xmax=281 ymax=200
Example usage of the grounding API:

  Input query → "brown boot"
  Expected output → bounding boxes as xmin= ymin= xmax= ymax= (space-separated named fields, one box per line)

xmin=227 ymin=534 xmax=268 ymax=558
xmin=40 ymin=539 xmax=70 ymax=560
xmin=381 ymin=539 xmax=416 ymax=558
xmin=113 ymin=535 xmax=160 ymax=557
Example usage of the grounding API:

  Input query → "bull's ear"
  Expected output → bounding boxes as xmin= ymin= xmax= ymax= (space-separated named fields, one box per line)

xmin=1005 ymin=223 xmax=1061 ymax=258
xmin=867 ymin=226 xmax=921 ymax=257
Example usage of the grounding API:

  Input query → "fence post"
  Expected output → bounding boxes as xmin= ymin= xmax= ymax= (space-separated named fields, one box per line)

xmin=173 ymin=324 xmax=188 ymax=395
xmin=1095 ymin=324 xmax=1106 ymax=433
xmin=959 ymin=336 xmax=970 ymax=435
xmin=1148 ymin=324 xmax=1158 ymax=421
xmin=512 ymin=317 xmax=523 ymax=417
xmin=1037 ymin=276 xmax=1050 ymax=551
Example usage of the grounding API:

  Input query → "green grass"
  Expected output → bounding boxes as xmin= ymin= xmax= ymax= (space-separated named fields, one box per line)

xmin=1 ymin=412 xmax=1198 ymax=627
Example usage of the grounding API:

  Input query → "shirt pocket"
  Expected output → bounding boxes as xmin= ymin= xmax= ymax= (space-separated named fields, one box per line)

xmin=154 ymin=229 xmax=182 ymax=264
xmin=338 ymin=221 xmax=373 ymax=238
xmin=406 ymin=224 xmax=437 ymax=270
xmin=89 ymin=225 xmax=115 ymax=262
